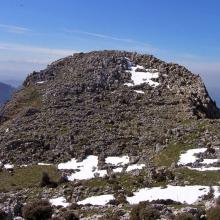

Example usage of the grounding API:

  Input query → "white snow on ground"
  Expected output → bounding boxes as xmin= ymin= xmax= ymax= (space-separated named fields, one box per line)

xmin=127 ymin=185 xmax=220 ymax=205
xmin=113 ymin=167 xmax=123 ymax=173
xmin=177 ymin=148 xmax=207 ymax=165
xmin=38 ymin=163 xmax=52 ymax=166
xmin=58 ymin=155 xmax=98 ymax=170
xmin=134 ymin=90 xmax=145 ymax=94
xmin=77 ymin=194 xmax=114 ymax=206
xmin=201 ymin=159 xmax=219 ymax=164
xmin=189 ymin=167 xmax=220 ymax=171
xmin=105 ymin=156 xmax=129 ymax=166
xmin=58 ymin=155 xmax=107 ymax=181
xmin=126 ymin=164 xmax=145 ymax=172
xmin=124 ymin=63 xmax=160 ymax=87
xmin=20 ymin=165 xmax=28 ymax=167
xmin=49 ymin=197 xmax=70 ymax=207
xmin=4 ymin=164 xmax=14 ymax=169
xmin=36 ymin=81 xmax=45 ymax=84
xmin=178 ymin=148 xmax=220 ymax=171
xmin=58 ymin=155 xmax=145 ymax=181
xmin=77 ymin=186 xmax=220 ymax=206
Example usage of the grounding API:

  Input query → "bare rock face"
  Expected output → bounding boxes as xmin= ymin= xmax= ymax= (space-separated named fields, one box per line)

xmin=0 ymin=50 xmax=219 ymax=164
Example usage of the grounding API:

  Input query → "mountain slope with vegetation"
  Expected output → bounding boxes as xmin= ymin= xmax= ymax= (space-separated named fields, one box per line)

xmin=1 ymin=51 xmax=220 ymax=220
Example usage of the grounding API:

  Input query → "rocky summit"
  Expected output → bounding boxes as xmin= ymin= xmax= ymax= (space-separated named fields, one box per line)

xmin=1 ymin=50 xmax=220 ymax=220
xmin=0 ymin=50 xmax=219 ymax=164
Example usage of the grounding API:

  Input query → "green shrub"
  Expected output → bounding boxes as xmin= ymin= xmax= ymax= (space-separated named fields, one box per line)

xmin=114 ymin=193 xmax=128 ymax=204
xmin=0 ymin=210 xmax=8 ymax=220
xmin=40 ymin=172 xmax=58 ymax=188
xmin=62 ymin=211 xmax=79 ymax=220
xmin=13 ymin=201 xmax=23 ymax=217
xmin=130 ymin=202 xmax=160 ymax=220
xmin=22 ymin=200 xmax=53 ymax=220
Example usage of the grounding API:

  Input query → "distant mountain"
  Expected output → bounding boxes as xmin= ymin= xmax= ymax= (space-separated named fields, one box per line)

xmin=208 ymin=87 xmax=220 ymax=107
xmin=0 ymin=82 xmax=15 ymax=106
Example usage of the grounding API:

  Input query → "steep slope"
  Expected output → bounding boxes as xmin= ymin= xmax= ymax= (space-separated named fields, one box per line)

xmin=0 ymin=82 xmax=15 ymax=106
xmin=0 ymin=50 xmax=219 ymax=165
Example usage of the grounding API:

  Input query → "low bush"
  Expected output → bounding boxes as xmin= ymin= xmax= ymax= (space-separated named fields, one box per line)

xmin=130 ymin=202 xmax=160 ymax=220
xmin=40 ymin=172 xmax=58 ymax=188
xmin=22 ymin=200 xmax=53 ymax=220
xmin=0 ymin=210 xmax=9 ymax=220
xmin=13 ymin=201 xmax=23 ymax=217
xmin=114 ymin=193 xmax=128 ymax=204
xmin=62 ymin=211 xmax=79 ymax=220
xmin=58 ymin=174 xmax=69 ymax=184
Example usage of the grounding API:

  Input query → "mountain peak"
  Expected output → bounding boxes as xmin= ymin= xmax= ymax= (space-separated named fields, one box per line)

xmin=0 ymin=50 xmax=219 ymax=165
xmin=23 ymin=50 xmax=219 ymax=118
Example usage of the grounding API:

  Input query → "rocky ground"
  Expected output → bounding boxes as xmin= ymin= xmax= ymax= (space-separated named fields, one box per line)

xmin=0 ymin=51 xmax=220 ymax=219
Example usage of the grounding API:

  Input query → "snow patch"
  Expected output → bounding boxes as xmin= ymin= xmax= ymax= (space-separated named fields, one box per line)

xmin=4 ymin=164 xmax=14 ymax=169
xmin=124 ymin=60 xmax=160 ymax=87
xmin=36 ymin=81 xmax=45 ymax=84
xmin=201 ymin=159 xmax=219 ymax=164
xmin=178 ymin=148 xmax=220 ymax=171
xmin=105 ymin=156 xmax=129 ymax=166
xmin=177 ymin=148 xmax=207 ymax=165
xmin=77 ymin=194 xmax=114 ymax=206
xmin=134 ymin=90 xmax=145 ymax=94
xmin=126 ymin=164 xmax=145 ymax=172
xmin=58 ymin=155 xmax=144 ymax=181
xmin=58 ymin=155 xmax=107 ymax=181
xmin=38 ymin=163 xmax=53 ymax=166
xmin=113 ymin=167 xmax=123 ymax=173
xmin=127 ymin=185 xmax=220 ymax=205
xmin=49 ymin=196 xmax=70 ymax=207
xmin=189 ymin=167 xmax=220 ymax=171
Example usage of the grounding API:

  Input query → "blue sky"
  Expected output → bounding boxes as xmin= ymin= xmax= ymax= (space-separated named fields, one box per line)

xmin=0 ymin=0 xmax=220 ymax=102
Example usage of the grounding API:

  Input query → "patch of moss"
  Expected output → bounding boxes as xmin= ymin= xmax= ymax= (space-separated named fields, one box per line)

xmin=176 ymin=168 xmax=220 ymax=185
xmin=84 ymin=177 xmax=109 ymax=189
xmin=154 ymin=142 xmax=190 ymax=167
xmin=18 ymin=86 xmax=42 ymax=108
xmin=154 ymin=130 xmax=200 ymax=167
xmin=0 ymin=165 xmax=61 ymax=192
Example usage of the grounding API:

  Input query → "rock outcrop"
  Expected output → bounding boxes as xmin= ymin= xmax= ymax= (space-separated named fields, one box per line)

xmin=0 ymin=50 xmax=219 ymax=164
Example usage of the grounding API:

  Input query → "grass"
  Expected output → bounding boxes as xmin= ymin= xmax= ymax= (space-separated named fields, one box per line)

xmin=84 ymin=171 xmax=150 ymax=196
xmin=4 ymin=86 xmax=43 ymax=120
xmin=153 ymin=127 xmax=202 ymax=167
xmin=176 ymin=168 xmax=220 ymax=185
xmin=154 ymin=142 xmax=191 ymax=167
xmin=0 ymin=165 xmax=61 ymax=192
xmin=84 ymin=177 xmax=109 ymax=189
xmin=19 ymin=86 xmax=42 ymax=108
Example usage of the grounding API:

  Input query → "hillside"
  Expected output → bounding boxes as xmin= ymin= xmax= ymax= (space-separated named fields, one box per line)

xmin=1 ymin=51 xmax=220 ymax=219
xmin=0 ymin=82 xmax=15 ymax=106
